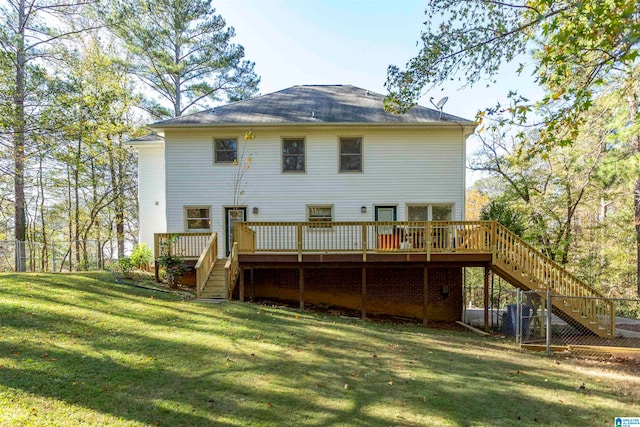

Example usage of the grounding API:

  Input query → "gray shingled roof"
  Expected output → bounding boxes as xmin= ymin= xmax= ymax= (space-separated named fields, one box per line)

xmin=150 ymin=85 xmax=474 ymax=127
xmin=128 ymin=132 xmax=164 ymax=143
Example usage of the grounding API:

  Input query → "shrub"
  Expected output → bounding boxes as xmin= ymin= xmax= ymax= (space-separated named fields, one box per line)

xmin=130 ymin=243 xmax=152 ymax=271
xmin=156 ymin=236 xmax=187 ymax=288
xmin=117 ymin=256 xmax=135 ymax=277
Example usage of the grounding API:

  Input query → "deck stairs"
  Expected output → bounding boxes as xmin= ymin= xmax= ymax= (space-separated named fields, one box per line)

xmin=490 ymin=225 xmax=614 ymax=338
xmin=197 ymin=258 xmax=228 ymax=300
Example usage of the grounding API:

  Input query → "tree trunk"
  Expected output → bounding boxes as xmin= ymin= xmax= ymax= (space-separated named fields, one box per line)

xmin=630 ymin=90 xmax=640 ymax=296
xmin=67 ymin=164 xmax=73 ymax=271
xmin=107 ymin=138 xmax=125 ymax=258
xmin=13 ymin=0 xmax=26 ymax=272
xmin=39 ymin=155 xmax=48 ymax=271
xmin=74 ymin=137 xmax=81 ymax=270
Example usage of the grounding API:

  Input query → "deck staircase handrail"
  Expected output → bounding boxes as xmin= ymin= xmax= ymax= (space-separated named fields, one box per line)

xmin=492 ymin=223 xmax=615 ymax=336
xmin=493 ymin=223 xmax=606 ymax=298
xmin=225 ymin=242 xmax=239 ymax=299
xmin=194 ymin=232 xmax=218 ymax=298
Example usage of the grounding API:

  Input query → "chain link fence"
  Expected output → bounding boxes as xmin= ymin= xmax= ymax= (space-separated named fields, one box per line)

xmin=542 ymin=294 xmax=640 ymax=361
xmin=0 ymin=240 xmax=129 ymax=272
xmin=463 ymin=271 xmax=640 ymax=361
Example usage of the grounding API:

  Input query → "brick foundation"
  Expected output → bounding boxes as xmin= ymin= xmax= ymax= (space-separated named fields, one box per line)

xmin=242 ymin=266 xmax=462 ymax=322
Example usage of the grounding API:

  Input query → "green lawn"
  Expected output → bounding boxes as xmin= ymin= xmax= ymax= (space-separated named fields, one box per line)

xmin=1 ymin=273 xmax=638 ymax=426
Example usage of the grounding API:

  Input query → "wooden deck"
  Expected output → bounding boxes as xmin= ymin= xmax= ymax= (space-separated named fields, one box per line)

xmin=229 ymin=220 xmax=615 ymax=337
xmin=153 ymin=221 xmax=616 ymax=337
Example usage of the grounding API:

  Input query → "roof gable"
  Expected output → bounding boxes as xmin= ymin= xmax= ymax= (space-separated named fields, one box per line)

xmin=151 ymin=85 xmax=474 ymax=128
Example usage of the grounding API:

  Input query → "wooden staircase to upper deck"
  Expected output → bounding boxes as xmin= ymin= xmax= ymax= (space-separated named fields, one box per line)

xmin=489 ymin=224 xmax=615 ymax=337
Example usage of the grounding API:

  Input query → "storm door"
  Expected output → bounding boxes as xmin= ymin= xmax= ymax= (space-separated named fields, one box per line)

xmin=225 ymin=207 xmax=246 ymax=256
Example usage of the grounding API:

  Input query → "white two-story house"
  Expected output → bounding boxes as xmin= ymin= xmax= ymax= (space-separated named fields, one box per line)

xmin=128 ymin=85 xmax=614 ymax=334
xmin=131 ymin=84 xmax=475 ymax=257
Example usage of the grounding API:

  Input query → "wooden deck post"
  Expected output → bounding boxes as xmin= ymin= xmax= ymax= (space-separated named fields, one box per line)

xmin=362 ymin=224 xmax=367 ymax=262
xmin=423 ymin=266 xmax=429 ymax=326
xmin=154 ymin=234 xmax=160 ymax=283
xmin=491 ymin=222 xmax=497 ymax=265
xmin=239 ymin=268 xmax=245 ymax=302
xmin=250 ymin=268 xmax=255 ymax=301
xmin=483 ymin=267 xmax=490 ymax=331
xmin=297 ymin=224 xmax=303 ymax=262
xmin=361 ymin=267 xmax=367 ymax=319
xmin=299 ymin=267 xmax=304 ymax=310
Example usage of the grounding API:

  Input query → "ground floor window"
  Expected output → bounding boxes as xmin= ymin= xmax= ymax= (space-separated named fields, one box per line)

xmin=408 ymin=204 xmax=453 ymax=221
xmin=307 ymin=205 xmax=333 ymax=225
xmin=185 ymin=206 xmax=211 ymax=231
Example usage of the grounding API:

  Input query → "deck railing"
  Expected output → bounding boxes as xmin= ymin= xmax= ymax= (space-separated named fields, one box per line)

xmin=154 ymin=232 xmax=212 ymax=259
xmin=234 ymin=221 xmax=493 ymax=257
xmin=194 ymin=233 xmax=218 ymax=298
xmin=153 ymin=232 xmax=213 ymax=282
xmin=225 ymin=242 xmax=239 ymax=299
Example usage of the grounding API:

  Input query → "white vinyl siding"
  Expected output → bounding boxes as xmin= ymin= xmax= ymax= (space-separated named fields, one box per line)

xmin=135 ymin=144 xmax=167 ymax=258
xmin=163 ymin=127 xmax=466 ymax=257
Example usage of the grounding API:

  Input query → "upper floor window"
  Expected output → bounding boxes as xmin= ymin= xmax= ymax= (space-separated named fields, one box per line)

xmin=339 ymin=137 xmax=362 ymax=172
xmin=185 ymin=206 xmax=211 ymax=231
xmin=282 ymin=138 xmax=305 ymax=172
xmin=214 ymin=138 xmax=237 ymax=163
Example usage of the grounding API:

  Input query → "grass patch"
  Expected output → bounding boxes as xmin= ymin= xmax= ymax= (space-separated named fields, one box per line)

xmin=1 ymin=272 xmax=638 ymax=426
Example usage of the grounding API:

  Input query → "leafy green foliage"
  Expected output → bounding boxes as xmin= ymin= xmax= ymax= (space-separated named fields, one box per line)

xmin=130 ymin=243 xmax=152 ymax=270
xmin=480 ymin=200 xmax=525 ymax=237
xmin=156 ymin=236 xmax=187 ymax=287
xmin=386 ymin=1 xmax=639 ymax=128
xmin=103 ymin=0 xmax=260 ymax=118
xmin=469 ymin=81 xmax=638 ymax=294
xmin=117 ymin=256 xmax=134 ymax=275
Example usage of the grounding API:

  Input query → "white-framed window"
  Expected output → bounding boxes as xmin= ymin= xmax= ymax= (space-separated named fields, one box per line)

xmin=339 ymin=137 xmax=362 ymax=172
xmin=408 ymin=205 xmax=429 ymax=221
xmin=184 ymin=206 xmax=211 ymax=231
xmin=307 ymin=205 xmax=333 ymax=223
xmin=407 ymin=204 xmax=453 ymax=221
xmin=214 ymin=138 xmax=237 ymax=163
xmin=282 ymin=138 xmax=305 ymax=172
